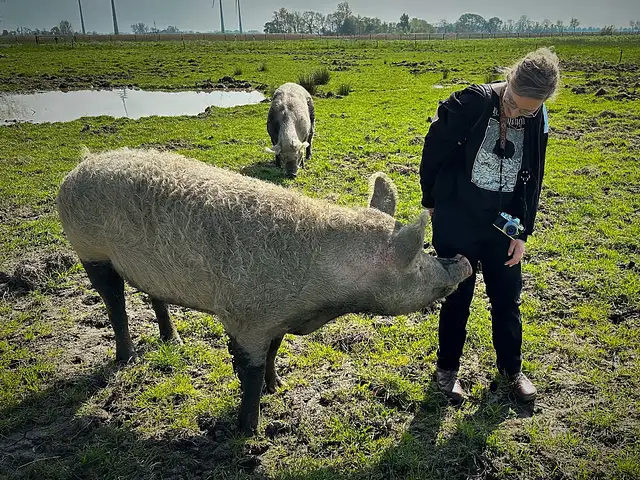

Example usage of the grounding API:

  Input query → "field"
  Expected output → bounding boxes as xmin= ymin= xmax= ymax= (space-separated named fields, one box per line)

xmin=0 ymin=37 xmax=639 ymax=479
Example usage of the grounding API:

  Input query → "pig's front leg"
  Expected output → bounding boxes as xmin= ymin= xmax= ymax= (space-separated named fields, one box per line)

xmin=228 ymin=336 xmax=267 ymax=435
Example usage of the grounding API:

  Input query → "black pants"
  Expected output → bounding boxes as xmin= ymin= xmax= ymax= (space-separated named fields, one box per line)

xmin=432 ymin=202 xmax=523 ymax=375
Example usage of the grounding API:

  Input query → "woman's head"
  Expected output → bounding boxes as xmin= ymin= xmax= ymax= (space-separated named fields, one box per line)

xmin=503 ymin=47 xmax=560 ymax=118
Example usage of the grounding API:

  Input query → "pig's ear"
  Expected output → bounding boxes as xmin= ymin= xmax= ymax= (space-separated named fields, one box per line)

xmin=368 ymin=172 xmax=397 ymax=217
xmin=265 ymin=144 xmax=281 ymax=155
xmin=391 ymin=211 xmax=429 ymax=267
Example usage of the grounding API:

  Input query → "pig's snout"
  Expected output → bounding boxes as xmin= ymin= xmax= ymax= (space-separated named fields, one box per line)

xmin=454 ymin=254 xmax=473 ymax=279
xmin=437 ymin=254 xmax=473 ymax=280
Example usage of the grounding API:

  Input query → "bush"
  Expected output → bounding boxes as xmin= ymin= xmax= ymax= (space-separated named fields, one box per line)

xmin=312 ymin=67 xmax=330 ymax=85
xmin=257 ymin=61 xmax=268 ymax=72
xmin=297 ymin=73 xmax=317 ymax=95
xmin=337 ymin=83 xmax=352 ymax=96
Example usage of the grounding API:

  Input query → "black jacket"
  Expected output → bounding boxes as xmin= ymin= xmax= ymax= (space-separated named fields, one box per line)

xmin=419 ymin=84 xmax=548 ymax=241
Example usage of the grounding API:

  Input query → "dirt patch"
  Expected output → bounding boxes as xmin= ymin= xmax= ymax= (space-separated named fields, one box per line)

xmin=0 ymin=72 xmax=135 ymax=93
xmin=80 ymin=123 xmax=119 ymax=135
xmin=0 ymin=204 xmax=53 ymax=225
xmin=599 ymin=110 xmax=619 ymax=119
xmin=408 ymin=135 xmax=424 ymax=146
xmin=561 ymin=59 xmax=639 ymax=74
xmin=310 ymin=322 xmax=377 ymax=354
xmin=609 ymin=307 xmax=640 ymax=325
xmin=573 ymin=166 xmax=602 ymax=176
xmin=139 ymin=140 xmax=197 ymax=151
xmin=389 ymin=164 xmax=418 ymax=176
xmin=195 ymin=76 xmax=267 ymax=92
xmin=0 ymin=252 xmax=76 ymax=297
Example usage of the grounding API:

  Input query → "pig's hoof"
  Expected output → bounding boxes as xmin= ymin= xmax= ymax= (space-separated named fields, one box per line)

xmin=116 ymin=350 xmax=138 ymax=364
xmin=162 ymin=333 xmax=184 ymax=345
xmin=239 ymin=418 xmax=258 ymax=436
xmin=265 ymin=375 xmax=282 ymax=394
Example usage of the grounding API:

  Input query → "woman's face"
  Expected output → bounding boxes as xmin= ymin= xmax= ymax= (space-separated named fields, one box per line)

xmin=503 ymin=83 xmax=544 ymax=118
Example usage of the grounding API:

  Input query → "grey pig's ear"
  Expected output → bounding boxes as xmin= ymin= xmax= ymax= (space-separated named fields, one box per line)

xmin=368 ymin=172 xmax=398 ymax=217
xmin=391 ymin=211 xmax=429 ymax=267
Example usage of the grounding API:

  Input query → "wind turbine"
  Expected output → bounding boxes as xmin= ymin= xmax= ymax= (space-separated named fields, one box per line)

xmin=236 ymin=0 xmax=243 ymax=34
xmin=212 ymin=0 xmax=225 ymax=33
xmin=110 ymin=0 xmax=119 ymax=35
xmin=77 ymin=0 xmax=86 ymax=34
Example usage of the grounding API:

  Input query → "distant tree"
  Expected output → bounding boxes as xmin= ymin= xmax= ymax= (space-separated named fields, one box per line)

xmin=58 ymin=20 xmax=73 ymax=35
xmin=340 ymin=15 xmax=357 ymax=35
xmin=437 ymin=19 xmax=454 ymax=33
xmin=456 ymin=13 xmax=487 ymax=33
xmin=302 ymin=11 xmax=316 ymax=34
xmin=409 ymin=18 xmax=435 ymax=33
xmin=398 ymin=13 xmax=409 ymax=32
xmin=487 ymin=16 xmax=502 ymax=34
xmin=503 ymin=19 xmax=514 ymax=33
xmin=2 ymin=30 xmax=9 ymax=36
xmin=326 ymin=13 xmax=337 ymax=33
xmin=515 ymin=15 xmax=531 ymax=32
xmin=164 ymin=25 xmax=179 ymax=34
xmin=556 ymin=20 xmax=564 ymax=33
xmin=131 ymin=22 xmax=149 ymax=34
xmin=51 ymin=26 xmax=61 ymax=35
xmin=314 ymin=12 xmax=327 ymax=34
xmin=263 ymin=21 xmax=278 ymax=33
xmin=333 ymin=2 xmax=352 ymax=32
xmin=570 ymin=17 xmax=580 ymax=32
xmin=542 ymin=19 xmax=552 ymax=32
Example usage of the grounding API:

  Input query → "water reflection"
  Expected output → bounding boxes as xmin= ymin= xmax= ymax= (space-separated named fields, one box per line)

xmin=0 ymin=88 xmax=266 ymax=125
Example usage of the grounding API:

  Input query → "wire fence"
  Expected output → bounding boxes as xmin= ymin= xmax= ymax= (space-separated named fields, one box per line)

xmin=1 ymin=30 xmax=639 ymax=45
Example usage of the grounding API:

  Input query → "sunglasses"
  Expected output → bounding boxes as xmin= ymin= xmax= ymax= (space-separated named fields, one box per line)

xmin=503 ymin=86 xmax=541 ymax=118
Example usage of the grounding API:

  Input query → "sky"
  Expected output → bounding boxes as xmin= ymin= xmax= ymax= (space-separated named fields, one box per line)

xmin=1 ymin=0 xmax=639 ymax=33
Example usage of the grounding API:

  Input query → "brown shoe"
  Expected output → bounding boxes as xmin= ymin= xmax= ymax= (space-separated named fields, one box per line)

xmin=435 ymin=367 xmax=465 ymax=403
xmin=508 ymin=372 xmax=537 ymax=402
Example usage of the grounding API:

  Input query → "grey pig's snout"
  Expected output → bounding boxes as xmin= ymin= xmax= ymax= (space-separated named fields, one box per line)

xmin=437 ymin=254 xmax=473 ymax=279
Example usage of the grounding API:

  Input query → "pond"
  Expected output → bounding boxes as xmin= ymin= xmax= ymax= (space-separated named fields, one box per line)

xmin=0 ymin=88 xmax=266 ymax=125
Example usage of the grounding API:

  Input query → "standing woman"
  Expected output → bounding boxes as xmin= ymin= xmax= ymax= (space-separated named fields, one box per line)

xmin=419 ymin=48 xmax=560 ymax=402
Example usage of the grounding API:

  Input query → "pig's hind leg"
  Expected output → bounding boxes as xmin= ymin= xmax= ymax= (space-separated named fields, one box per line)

xmin=264 ymin=335 xmax=284 ymax=393
xmin=150 ymin=298 xmax=183 ymax=345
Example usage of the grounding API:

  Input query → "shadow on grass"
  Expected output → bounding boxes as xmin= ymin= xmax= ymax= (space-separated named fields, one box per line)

xmin=0 ymin=363 xmax=260 ymax=480
xmin=0 ymin=360 xmax=533 ymax=480
xmin=274 ymin=379 xmax=534 ymax=480
xmin=240 ymin=160 xmax=288 ymax=185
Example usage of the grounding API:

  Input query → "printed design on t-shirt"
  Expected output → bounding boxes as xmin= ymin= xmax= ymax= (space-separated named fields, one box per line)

xmin=471 ymin=112 xmax=525 ymax=193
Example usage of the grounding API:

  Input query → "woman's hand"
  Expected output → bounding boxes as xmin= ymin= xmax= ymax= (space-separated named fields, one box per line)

xmin=505 ymin=239 xmax=525 ymax=267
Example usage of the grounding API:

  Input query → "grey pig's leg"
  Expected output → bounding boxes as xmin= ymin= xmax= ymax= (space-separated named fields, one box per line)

xmin=82 ymin=261 xmax=136 ymax=362
xmin=264 ymin=335 xmax=284 ymax=394
xmin=150 ymin=298 xmax=183 ymax=345
xmin=228 ymin=336 xmax=267 ymax=435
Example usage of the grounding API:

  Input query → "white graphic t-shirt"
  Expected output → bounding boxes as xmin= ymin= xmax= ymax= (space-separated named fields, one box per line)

xmin=471 ymin=104 xmax=548 ymax=194
xmin=471 ymin=107 xmax=525 ymax=193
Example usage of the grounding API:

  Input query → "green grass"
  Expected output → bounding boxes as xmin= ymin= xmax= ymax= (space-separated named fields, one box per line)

xmin=0 ymin=37 xmax=639 ymax=479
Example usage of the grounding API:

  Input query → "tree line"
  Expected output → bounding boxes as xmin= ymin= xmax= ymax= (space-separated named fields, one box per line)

xmin=2 ymin=5 xmax=639 ymax=36
xmin=1 ymin=20 xmax=185 ymax=36
xmin=264 ymin=3 xmax=636 ymax=35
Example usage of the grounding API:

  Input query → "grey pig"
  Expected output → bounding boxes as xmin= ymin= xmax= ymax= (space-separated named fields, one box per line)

xmin=266 ymin=82 xmax=314 ymax=177
xmin=56 ymin=147 xmax=472 ymax=434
